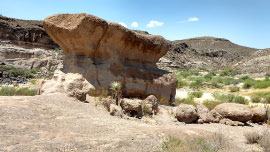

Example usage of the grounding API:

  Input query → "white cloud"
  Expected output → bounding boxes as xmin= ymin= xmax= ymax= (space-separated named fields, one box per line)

xmin=187 ymin=17 xmax=199 ymax=22
xmin=131 ymin=21 xmax=139 ymax=27
xmin=177 ymin=17 xmax=199 ymax=23
xmin=147 ymin=20 xmax=164 ymax=28
xmin=119 ymin=22 xmax=127 ymax=27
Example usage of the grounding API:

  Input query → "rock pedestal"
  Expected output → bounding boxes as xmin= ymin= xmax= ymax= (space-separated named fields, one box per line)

xmin=43 ymin=13 xmax=177 ymax=102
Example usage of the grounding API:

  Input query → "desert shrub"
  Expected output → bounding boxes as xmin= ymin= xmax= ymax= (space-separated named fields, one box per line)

xmin=209 ymin=81 xmax=223 ymax=89
xmin=175 ymin=97 xmax=196 ymax=106
xmin=251 ymin=95 xmax=262 ymax=103
xmin=30 ymin=79 xmax=37 ymax=85
xmin=239 ymin=76 xmax=250 ymax=81
xmin=219 ymin=69 xmax=239 ymax=77
xmin=265 ymin=73 xmax=270 ymax=78
xmin=253 ymin=80 xmax=270 ymax=89
xmin=190 ymin=70 xmax=200 ymax=76
xmin=264 ymin=94 xmax=270 ymax=104
xmin=203 ymin=73 xmax=213 ymax=81
xmin=180 ymin=71 xmax=192 ymax=78
xmin=242 ymin=82 xmax=252 ymax=89
xmin=0 ymin=87 xmax=37 ymax=96
xmin=25 ymin=71 xmax=35 ymax=78
xmin=162 ymin=133 xmax=229 ymax=152
xmin=211 ymin=77 xmax=223 ymax=84
xmin=177 ymin=78 xmax=187 ymax=88
xmin=141 ymin=100 xmax=152 ymax=116
xmin=189 ymin=79 xmax=204 ymax=90
xmin=233 ymin=96 xmax=249 ymax=105
xmin=9 ymin=69 xmax=25 ymax=77
xmin=213 ymin=93 xmax=248 ymax=105
xmin=188 ymin=91 xmax=203 ymax=98
xmin=223 ymin=78 xmax=235 ymax=85
xmin=203 ymin=100 xmax=223 ymax=110
xmin=244 ymin=131 xmax=263 ymax=144
xmin=229 ymin=86 xmax=240 ymax=92
xmin=0 ymin=65 xmax=15 ymax=71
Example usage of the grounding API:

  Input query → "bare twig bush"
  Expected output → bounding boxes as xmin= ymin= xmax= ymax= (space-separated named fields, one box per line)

xmin=258 ymin=130 xmax=270 ymax=152
xmin=244 ymin=131 xmax=263 ymax=144
xmin=161 ymin=132 xmax=233 ymax=152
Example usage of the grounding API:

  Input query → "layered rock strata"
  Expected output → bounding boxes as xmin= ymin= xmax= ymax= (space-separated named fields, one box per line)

xmin=43 ymin=13 xmax=177 ymax=101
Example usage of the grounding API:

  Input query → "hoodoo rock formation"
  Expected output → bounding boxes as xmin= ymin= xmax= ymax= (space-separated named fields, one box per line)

xmin=43 ymin=13 xmax=177 ymax=102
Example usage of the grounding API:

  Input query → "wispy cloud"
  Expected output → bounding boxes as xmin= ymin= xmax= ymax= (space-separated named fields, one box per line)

xmin=177 ymin=17 xmax=199 ymax=23
xmin=147 ymin=20 xmax=164 ymax=28
xmin=131 ymin=22 xmax=139 ymax=27
xmin=119 ymin=22 xmax=127 ymax=27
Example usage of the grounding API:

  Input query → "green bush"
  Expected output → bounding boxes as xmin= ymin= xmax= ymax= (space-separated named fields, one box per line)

xmin=251 ymin=95 xmax=262 ymax=103
xmin=223 ymin=78 xmax=235 ymax=85
xmin=234 ymin=96 xmax=248 ymax=105
xmin=219 ymin=69 xmax=239 ymax=77
xmin=265 ymin=73 xmax=270 ymax=78
xmin=9 ymin=69 xmax=25 ymax=77
xmin=229 ymin=86 xmax=240 ymax=92
xmin=264 ymin=94 xmax=270 ymax=104
xmin=177 ymin=79 xmax=187 ymax=88
xmin=203 ymin=74 xmax=213 ymax=81
xmin=188 ymin=91 xmax=203 ymax=98
xmin=203 ymin=100 xmax=223 ymax=110
xmin=189 ymin=79 xmax=204 ymax=90
xmin=0 ymin=87 xmax=37 ymax=96
xmin=175 ymin=97 xmax=196 ymax=106
xmin=240 ymin=76 xmax=250 ymax=81
xmin=253 ymin=80 xmax=270 ymax=89
xmin=180 ymin=71 xmax=192 ymax=78
xmin=213 ymin=93 xmax=248 ymax=105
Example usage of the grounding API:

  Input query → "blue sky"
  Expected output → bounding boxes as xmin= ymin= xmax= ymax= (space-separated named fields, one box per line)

xmin=1 ymin=0 xmax=269 ymax=49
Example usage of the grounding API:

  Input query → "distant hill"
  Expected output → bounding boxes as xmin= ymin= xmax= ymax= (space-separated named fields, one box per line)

xmin=162 ymin=36 xmax=257 ymax=70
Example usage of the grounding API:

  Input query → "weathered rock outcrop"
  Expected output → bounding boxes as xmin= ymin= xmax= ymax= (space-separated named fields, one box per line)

xmin=40 ymin=70 xmax=94 ymax=101
xmin=0 ymin=16 xmax=57 ymax=49
xmin=43 ymin=13 xmax=177 ymax=102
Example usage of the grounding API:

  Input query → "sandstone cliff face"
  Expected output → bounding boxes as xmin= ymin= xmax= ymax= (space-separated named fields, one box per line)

xmin=43 ymin=13 xmax=177 ymax=102
xmin=0 ymin=16 xmax=57 ymax=49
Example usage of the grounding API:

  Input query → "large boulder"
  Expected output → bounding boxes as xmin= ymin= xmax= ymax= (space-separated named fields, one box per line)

xmin=176 ymin=104 xmax=198 ymax=123
xmin=43 ymin=13 xmax=177 ymax=102
xmin=214 ymin=103 xmax=253 ymax=122
xmin=120 ymin=98 xmax=142 ymax=118
xmin=144 ymin=95 xmax=159 ymax=115
xmin=251 ymin=107 xmax=267 ymax=123
xmin=40 ymin=70 xmax=94 ymax=101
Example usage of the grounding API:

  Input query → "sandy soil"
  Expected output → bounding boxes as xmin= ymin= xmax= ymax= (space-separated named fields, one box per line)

xmin=0 ymin=93 xmax=268 ymax=152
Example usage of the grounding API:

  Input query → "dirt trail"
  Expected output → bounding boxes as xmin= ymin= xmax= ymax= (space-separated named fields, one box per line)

xmin=0 ymin=93 xmax=268 ymax=151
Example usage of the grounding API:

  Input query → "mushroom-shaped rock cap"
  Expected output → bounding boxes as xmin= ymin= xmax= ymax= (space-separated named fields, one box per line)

xmin=43 ymin=13 xmax=170 ymax=65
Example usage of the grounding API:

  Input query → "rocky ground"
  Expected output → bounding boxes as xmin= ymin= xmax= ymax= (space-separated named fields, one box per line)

xmin=0 ymin=93 xmax=268 ymax=152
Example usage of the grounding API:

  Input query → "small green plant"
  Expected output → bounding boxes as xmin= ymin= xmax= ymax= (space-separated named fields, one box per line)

xmin=203 ymin=100 xmax=223 ymax=110
xmin=203 ymin=74 xmax=213 ymax=81
xmin=264 ymin=94 xmax=270 ymax=104
xmin=240 ymin=76 xmax=250 ymax=81
xmin=30 ymin=79 xmax=37 ymax=85
xmin=188 ymin=91 xmax=203 ymax=98
xmin=229 ymin=86 xmax=240 ymax=92
xmin=110 ymin=81 xmax=121 ymax=105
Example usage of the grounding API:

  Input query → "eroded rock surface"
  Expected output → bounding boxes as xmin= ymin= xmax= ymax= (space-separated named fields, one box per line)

xmin=43 ymin=13 xmax=177 ymax=102
xmin=40 ymin=70 xmax=94 ymax=101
